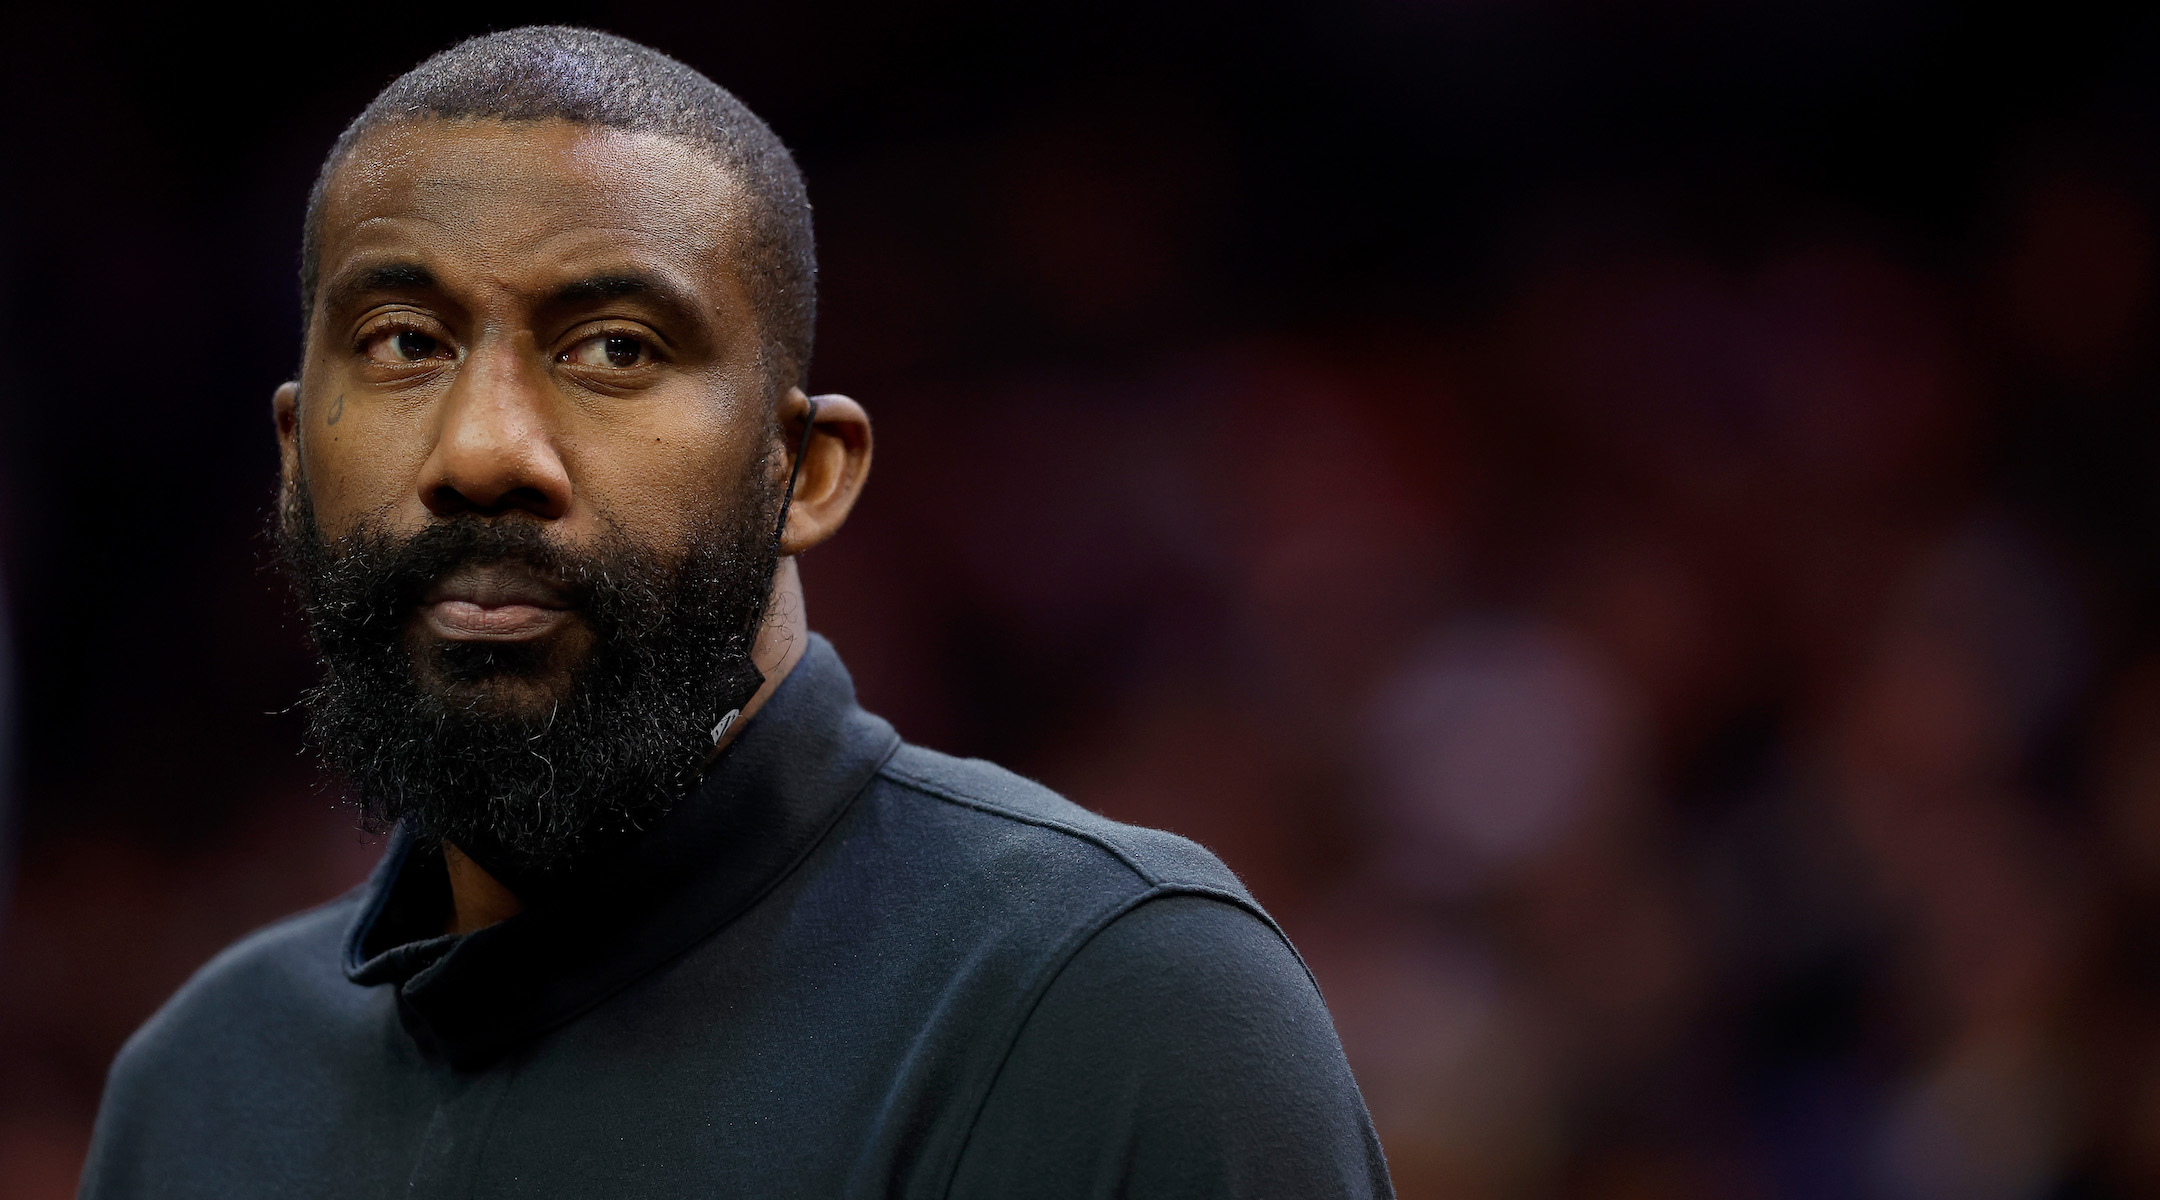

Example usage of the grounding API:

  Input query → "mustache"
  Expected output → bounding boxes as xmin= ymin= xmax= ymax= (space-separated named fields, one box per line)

xmin=286 ymin=513 xmax=679 ymax=645
xmin=375 ymin=521 xmax=590 ymax=611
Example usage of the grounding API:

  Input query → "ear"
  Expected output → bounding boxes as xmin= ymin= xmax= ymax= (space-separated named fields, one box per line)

xmin=273 ymin=381 xmax=302 ymax=503
xmin=778 ymin=387 xmax=872 ymax=556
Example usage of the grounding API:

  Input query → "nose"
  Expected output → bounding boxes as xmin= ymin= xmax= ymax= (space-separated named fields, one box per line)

xmin=416 ymin=341 xmax=572 ymax=520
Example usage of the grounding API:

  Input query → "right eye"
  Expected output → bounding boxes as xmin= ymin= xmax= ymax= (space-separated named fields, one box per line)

xmin=363 ymin=327 xmax=449 ymax=365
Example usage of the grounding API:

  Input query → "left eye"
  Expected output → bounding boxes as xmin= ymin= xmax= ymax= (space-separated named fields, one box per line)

xmin=565 ymin=334 xmax=650 ymax=369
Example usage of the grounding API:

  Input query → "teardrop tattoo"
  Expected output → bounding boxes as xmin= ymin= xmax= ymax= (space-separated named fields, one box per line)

xmin=327 ymin=393 xmax=345 ymax=426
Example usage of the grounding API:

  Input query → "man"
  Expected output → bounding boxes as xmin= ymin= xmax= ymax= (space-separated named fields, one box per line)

xmin=80 ymin=27 xmax=1391 ymax=1199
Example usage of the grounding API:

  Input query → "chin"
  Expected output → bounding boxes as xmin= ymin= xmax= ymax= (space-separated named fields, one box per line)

xmin=409 ymin=616 xmax=595 ymax=698
xmin=418 ymin=633 xmax=584 ymax=713
xmin=433 ymin=672 xmax=578 ymax=717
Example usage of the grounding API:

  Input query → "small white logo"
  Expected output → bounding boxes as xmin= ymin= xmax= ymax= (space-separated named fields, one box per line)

xmin=710 ymin=708 xmax=741 ymax=744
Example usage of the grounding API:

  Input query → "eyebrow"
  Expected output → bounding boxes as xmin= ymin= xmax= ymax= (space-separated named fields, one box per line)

xmin=318 ymin=263 xmax=708 ymax=341
xmin=546 ymin=271 xmax=702 ymax=323
xmin=552 ymin=273 xmax=667 ymax=304
xmin=543 ymin=271 xmax=706 ymax=340
xmin=322 ymin=261 xmax=439 ymax=314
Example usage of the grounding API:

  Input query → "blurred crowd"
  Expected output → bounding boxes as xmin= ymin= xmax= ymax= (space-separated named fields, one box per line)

xmin=7 ymin=4 xmax=2160 ymax=1199
xmin=802 ymin=153 xmax=2160 ymax=1198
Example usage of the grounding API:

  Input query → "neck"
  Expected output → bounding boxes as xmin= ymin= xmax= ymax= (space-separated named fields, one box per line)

xmin=441 ymin=557 xmax=811 ymax=936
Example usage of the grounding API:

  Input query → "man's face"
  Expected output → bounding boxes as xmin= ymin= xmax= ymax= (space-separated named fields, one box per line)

xmin=289 ymin=119 xmax=781 ymax=700
xmin=278 ymin=119 xmax=790 ymax=872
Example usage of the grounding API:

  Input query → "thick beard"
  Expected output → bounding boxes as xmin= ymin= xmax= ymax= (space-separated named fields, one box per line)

xmin=275 ymin=460 xmax=780 ymax=880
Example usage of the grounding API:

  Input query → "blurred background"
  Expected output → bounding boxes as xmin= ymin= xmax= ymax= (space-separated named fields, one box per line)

xmin=4 ymin=2 xmax=2160 ymax=1196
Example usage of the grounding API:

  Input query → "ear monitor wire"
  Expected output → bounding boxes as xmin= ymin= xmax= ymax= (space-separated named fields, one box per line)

xmin=709 ymin=396 xmax=823 ymax=746
xmin=771 ymin=395 xmax=822 ymax=567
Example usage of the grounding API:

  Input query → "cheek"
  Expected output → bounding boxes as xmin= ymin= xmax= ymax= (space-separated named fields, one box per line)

xmin=296 ymin=390 xmax=435 ymax=531
xmin=563 ymin=396 xmax=773 ymax=537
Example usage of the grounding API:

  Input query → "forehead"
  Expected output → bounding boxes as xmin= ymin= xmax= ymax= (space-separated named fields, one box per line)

xmin=316 ymin=119 xmax=748 ymax=295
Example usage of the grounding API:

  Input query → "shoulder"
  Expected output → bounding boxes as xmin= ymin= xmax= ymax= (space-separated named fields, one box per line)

xmin=873 ymin=742 xmax=1252 ymax=902
xmin=951 ymin=894 xmax=1393 ymax=1198
xmin=104 ymin=892 xmax=364 ymax=1094
xmin=1029 ymin=895 xmax=1329 ymax=1069
xmin=82 ymin=892 xmax=387 ymax=1198
xmin=863 ymin=749 xmax=1391 ymax=1195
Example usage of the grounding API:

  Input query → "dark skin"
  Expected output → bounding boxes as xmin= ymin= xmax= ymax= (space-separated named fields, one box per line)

xmin=274 ymin=119 xmax=873 ymax=934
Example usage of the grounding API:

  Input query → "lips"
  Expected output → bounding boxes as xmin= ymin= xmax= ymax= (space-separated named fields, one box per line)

xmin=420 ymin=563 xmax=575 ymax=641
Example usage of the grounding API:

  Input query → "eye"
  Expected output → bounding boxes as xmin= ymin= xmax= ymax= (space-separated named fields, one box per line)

xmin=363 ymin=328 xmax=448 ymax=365
xmin=563 ymin=334 xmax=653 ymax=370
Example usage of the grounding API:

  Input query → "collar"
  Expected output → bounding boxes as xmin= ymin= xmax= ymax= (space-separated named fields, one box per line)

xmin=342 ymin=634 xmax=901 ymax=1067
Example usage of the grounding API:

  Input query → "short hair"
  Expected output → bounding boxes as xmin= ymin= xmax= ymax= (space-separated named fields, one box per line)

xmin=300 ymin=26 xmax=816 ymax=391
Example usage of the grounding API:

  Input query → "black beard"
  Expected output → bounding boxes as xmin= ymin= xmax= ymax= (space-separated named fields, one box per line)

xmin=275 ymin=467 xmax=780 ymax=882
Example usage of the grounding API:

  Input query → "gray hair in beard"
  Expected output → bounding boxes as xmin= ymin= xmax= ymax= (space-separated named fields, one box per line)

xmin=274 ymin=458 xmax=780 ymax=881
